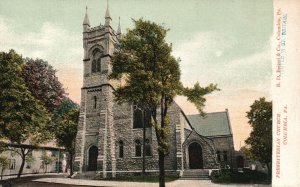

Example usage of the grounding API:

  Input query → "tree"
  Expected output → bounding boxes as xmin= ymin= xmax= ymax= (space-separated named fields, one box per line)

xmin=0 ymin=143 xmax=8 ymax=180
xmin=110 ymin=19 xmax=219 ymax=187
xmin=53 ymin=99 xmax=79 ymax=176
xmin=0 ymin=155 xmax=8 ymax=180
xmin=41 ymin=151 xmax=54 ymax=173
xmin=245 ymin=97 xmax=272 ymax=178
xmin=21 ymin=58 xmax=66 ymax=112
xmin=0 ymin=50 xmax=50 ymax=178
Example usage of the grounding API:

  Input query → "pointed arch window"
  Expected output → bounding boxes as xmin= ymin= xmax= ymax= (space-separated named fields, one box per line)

xmin=93 ymin=96 xmax=97 ymax=109
xmin=118 ymin=140 xmax=124 ymax=158
xmin=92 ymin=60 xmax=97 ymax=73
xmin=133 ymin=103 xmax=152 ymax=129
xmin=91 ymin=48 xmax=102 ymax=73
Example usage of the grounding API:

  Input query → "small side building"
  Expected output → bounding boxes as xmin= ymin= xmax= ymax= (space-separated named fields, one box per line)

xmin=0 ymin=142 xmax=66 ymax=179
xmin=184 ymin=109 xmax=235 ymax=169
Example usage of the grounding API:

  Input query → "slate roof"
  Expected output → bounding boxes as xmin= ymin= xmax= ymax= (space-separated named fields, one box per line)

xmin=186 ymin=111 xmax=232 ymax=137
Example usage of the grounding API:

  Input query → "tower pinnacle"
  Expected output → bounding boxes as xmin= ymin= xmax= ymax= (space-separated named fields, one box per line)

xmin=105 ymin=0 xmax=112 ymax=26
xmin=83 ymin=6 xmax=90 ymax=26
xmin=117 ymin=17 xmax=121 ymax=35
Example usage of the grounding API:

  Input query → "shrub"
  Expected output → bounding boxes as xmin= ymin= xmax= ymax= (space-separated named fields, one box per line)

xmin=211 ymin=169 xmax=270 ymax=184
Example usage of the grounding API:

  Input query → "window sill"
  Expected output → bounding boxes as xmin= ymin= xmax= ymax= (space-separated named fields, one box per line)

xmin=132 ymin=156 xmax=142 ymax=159
xmin=132 ymin=156 xmax=152 ymax=159
xmin=132 ymin=127 xmax=151 ymax=130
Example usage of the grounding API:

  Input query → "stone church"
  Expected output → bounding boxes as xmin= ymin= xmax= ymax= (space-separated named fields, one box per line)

xmin=74 ymin=4 xmax=235 ymax=178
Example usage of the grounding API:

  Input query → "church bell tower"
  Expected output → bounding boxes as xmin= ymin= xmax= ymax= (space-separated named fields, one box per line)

xmin=74 ymin=2 xmax=121 ymax=178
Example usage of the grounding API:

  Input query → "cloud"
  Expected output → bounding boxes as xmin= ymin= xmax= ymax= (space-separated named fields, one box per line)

xmin=223 ymin=47 xmax=271 ymax=91
xmin=0 ymin=17 xmax=82 ymax=67
xmin=0 ymin=17 xmax=83 ymax=103
xmin=172 ymin=31 xmax=271 ymax=92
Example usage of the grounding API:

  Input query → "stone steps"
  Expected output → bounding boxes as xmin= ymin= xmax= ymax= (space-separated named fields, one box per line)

xmin=72 ymin=171 xmax=97 ymax=179
xmin=180 ymin=169 xmax=210 ymax=180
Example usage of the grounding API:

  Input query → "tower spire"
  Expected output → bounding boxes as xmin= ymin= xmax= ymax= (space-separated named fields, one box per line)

xmin=83 ymin=6 xmax=90 ymax=26
xmin=83 ymin=6 xmax=90 ymax=31
xmin=105 ymin=0 xmax=112 ymax=26
xmin=117 ymin=17 xmax=121 ymax=35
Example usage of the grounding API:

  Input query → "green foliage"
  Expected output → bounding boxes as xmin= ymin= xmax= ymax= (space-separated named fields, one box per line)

xmin=40 ymin=151 xmax=54 ymax=173
xmin=52 ymin=98 xmax=79 ymax=175
xmin=54 ymin=109 xmax=79 ymax=153
xmin=110 ymin=19 xmax=219 ymax=186
xmin=0 ymin=50 xmax=52 ymax=178
xmin=41 ymin=152 xmax=53 ymax=165
xmin=245 ymin=98 xmax=272 ymax=166
xmin=182 ymin=82 xmax=219 ymax=115
xmin=26 ymin=154 xmax=35 ymax=164
xmin=53 ymin=99 xmax=79 ymax=154
xmin=53 ymin=98 xmax=79 ymax=120
xmin=21 ymin=58 xmax=66 ymax=112
xmin=0 ymin=50 xmax=50 ymax=145
xmin=0 ymin=156 xmax=9 ymax=170
xmin=110 ymin=19 xmax=182 ymax=107
xmin=0 ymin=155 xmax=9 ymax=179
xmin=211 ymin=169 xmax=270 ymax=184
xmin=111 ymin=19 xmax=218 ymax=154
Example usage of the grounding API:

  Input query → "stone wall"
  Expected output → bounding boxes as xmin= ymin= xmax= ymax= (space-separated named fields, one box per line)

xmin=112 ymin=102 xmax=183 ymax=172
xmin=183 ymin=129 xmax=219 ymax=169
xmin=74 ymin=21 xmax=119 ymax=174
xmin=211 ymin=136 xmax=235 ymax=168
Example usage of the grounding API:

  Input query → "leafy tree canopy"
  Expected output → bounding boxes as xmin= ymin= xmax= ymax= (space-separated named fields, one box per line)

xmin=21 ymin=58 xmax=66 ymax=112
xmin=110 ymin=19 xmax=219 ymax=114
xmin=53 ymin=98 xmax=79 ymax=120
xmin=53 ymin=99 xmax=79 ymax=176
xmin=0 ymin=50 xmax=50 ymax=145
xmin=0 ymin=50 xmax=52 ymax=178
xmin=110 ymin=19 xmax=219 ymax=187
xmin=245 ymin=97 xmax=272 ymax=176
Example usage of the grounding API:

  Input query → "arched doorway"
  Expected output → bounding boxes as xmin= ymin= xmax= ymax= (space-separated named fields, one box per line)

xmin=88 ymin=146 xmax=98 ymax=171
xmin=188 ymin=142 xmax=203 ymax=169
xmin=236 ymin=156 xmax=244 ymax=168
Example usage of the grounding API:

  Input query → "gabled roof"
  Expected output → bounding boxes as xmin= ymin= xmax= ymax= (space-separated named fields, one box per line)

xmin=186 ymin=111 xmax=232 ymax=137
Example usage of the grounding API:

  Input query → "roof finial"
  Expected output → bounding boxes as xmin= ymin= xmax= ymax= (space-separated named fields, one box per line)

xmin=83 ymin=5 xmax=90 ymax=27
xmin=105 ymin=0 xmax=111 ymax=19
xmin=105 ymin=0 xmax=112 ymax=27
xmin=117 ymin=16 xmax=121 ymax=35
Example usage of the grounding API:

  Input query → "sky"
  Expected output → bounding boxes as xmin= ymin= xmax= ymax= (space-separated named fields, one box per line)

xmin=0 ymin=0 xmax=273 ymax=150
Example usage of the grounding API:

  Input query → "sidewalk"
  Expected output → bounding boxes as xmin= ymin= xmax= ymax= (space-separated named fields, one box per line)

xmin=34 ymin=178 xmax=272 ymax=187
xmin=1 ymin=173 xmax=64 ymax=180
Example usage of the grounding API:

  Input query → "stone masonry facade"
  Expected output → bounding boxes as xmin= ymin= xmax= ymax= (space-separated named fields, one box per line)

xmin=74 ymin=4 xmax=229 ymax=178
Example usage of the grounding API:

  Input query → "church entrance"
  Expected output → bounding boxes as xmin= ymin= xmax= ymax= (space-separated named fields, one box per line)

xmin=88 ymin=146 xmax=98 ymax=171
xmin=188 ymin=142 xmax=203 ymax=169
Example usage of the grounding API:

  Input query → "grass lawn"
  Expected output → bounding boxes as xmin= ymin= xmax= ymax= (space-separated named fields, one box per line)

xmin=100 ymin=175 xmax=178 ymax=183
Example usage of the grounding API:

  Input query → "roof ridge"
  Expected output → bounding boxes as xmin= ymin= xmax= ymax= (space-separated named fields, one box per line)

xmin=187 ymin=111 xmax=227 ymax=116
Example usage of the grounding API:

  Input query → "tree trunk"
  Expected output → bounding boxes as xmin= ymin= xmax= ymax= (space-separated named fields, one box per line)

xmin=65 ymin=155 xmax=69 ymax=173
xmin=1 ymin=168 xmax=4 ymax=180
xmin=158 ymin=151 xmax=165 ymax=187
xmin=69 ymin=152 xmax=73 ymax=176
xmin=159 ymin=92 xmax=166 ymax=187
xmin=17 ymin=154 xmax=26 ymax=178
xmin=266 ymin=162 xmax=271 ymax=179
